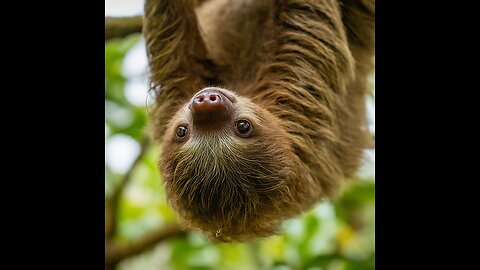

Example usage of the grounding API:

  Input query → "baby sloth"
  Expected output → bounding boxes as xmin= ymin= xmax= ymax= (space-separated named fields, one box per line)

xmin=143 ymin=0 xmax=375 ymax=242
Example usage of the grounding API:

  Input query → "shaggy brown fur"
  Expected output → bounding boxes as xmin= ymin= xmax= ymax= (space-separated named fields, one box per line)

xmin=143 ymin=0 xmax=375 ymax=242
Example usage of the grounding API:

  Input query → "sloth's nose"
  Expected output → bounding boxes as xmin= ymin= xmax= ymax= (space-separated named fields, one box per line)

xmin=190 ymin=89 xmax=233 ymax=129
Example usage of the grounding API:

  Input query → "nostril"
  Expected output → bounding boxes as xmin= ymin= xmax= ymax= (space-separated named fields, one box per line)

xmin=190 ymin=89 xmax=233 ymax=128
xmin=209 ymin=94 xmax=218 ymax=102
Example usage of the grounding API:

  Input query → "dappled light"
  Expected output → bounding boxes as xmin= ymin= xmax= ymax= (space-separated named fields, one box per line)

xmin=105 ymin=34 xmax=375 ymax=270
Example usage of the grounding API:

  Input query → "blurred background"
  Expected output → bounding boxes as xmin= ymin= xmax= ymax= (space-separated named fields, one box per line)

xmin=105 ymin=1 xmax=375 ymax=269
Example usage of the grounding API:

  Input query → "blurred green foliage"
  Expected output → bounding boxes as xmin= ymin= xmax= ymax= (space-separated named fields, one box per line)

xmin=105 ymin=35 xmax=375 ymax=270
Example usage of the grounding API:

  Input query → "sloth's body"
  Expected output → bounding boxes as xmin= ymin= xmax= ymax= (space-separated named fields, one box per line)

xmin=144 ymin=0 xmax=375 ymax=242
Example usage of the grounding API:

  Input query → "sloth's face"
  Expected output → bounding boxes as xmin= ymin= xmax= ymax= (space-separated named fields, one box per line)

xmin=159 ymin=87 xmax=296 ymax=240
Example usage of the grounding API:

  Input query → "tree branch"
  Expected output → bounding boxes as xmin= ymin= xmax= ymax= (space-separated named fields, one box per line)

xmin=105 ymin=135 xmax=151 ymax=239
xmin=105 ymin=223 xmax=186 ymax=266
xmin=105 ymin=16 xmax=143 ymax=41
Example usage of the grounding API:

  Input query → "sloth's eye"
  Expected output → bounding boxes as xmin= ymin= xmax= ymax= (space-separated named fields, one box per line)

xmin=176 ymin=126 xmax=188 ymax=138
xmin=235 ymin=120 xmax=252 ymax=136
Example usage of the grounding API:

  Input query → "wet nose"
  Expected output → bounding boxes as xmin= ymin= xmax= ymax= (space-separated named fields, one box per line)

xmin=190 ymin=90 xmax=233 ymax=129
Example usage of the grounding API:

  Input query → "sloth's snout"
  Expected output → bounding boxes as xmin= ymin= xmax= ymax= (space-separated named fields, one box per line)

xmin=190 ymin=88 xmax=233 ymax=129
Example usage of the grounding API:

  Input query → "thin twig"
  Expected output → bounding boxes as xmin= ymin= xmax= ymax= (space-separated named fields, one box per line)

xmin=105 ymin=135 xmax=151 ymax=239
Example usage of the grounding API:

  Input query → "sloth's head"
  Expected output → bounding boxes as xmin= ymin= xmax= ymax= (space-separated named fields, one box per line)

xmin=160 ymin=87 xmax=299 ymax=241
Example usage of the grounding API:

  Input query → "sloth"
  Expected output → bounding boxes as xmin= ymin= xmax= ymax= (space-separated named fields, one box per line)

xmin=143 ymin=0 xmax=375 ymax=242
